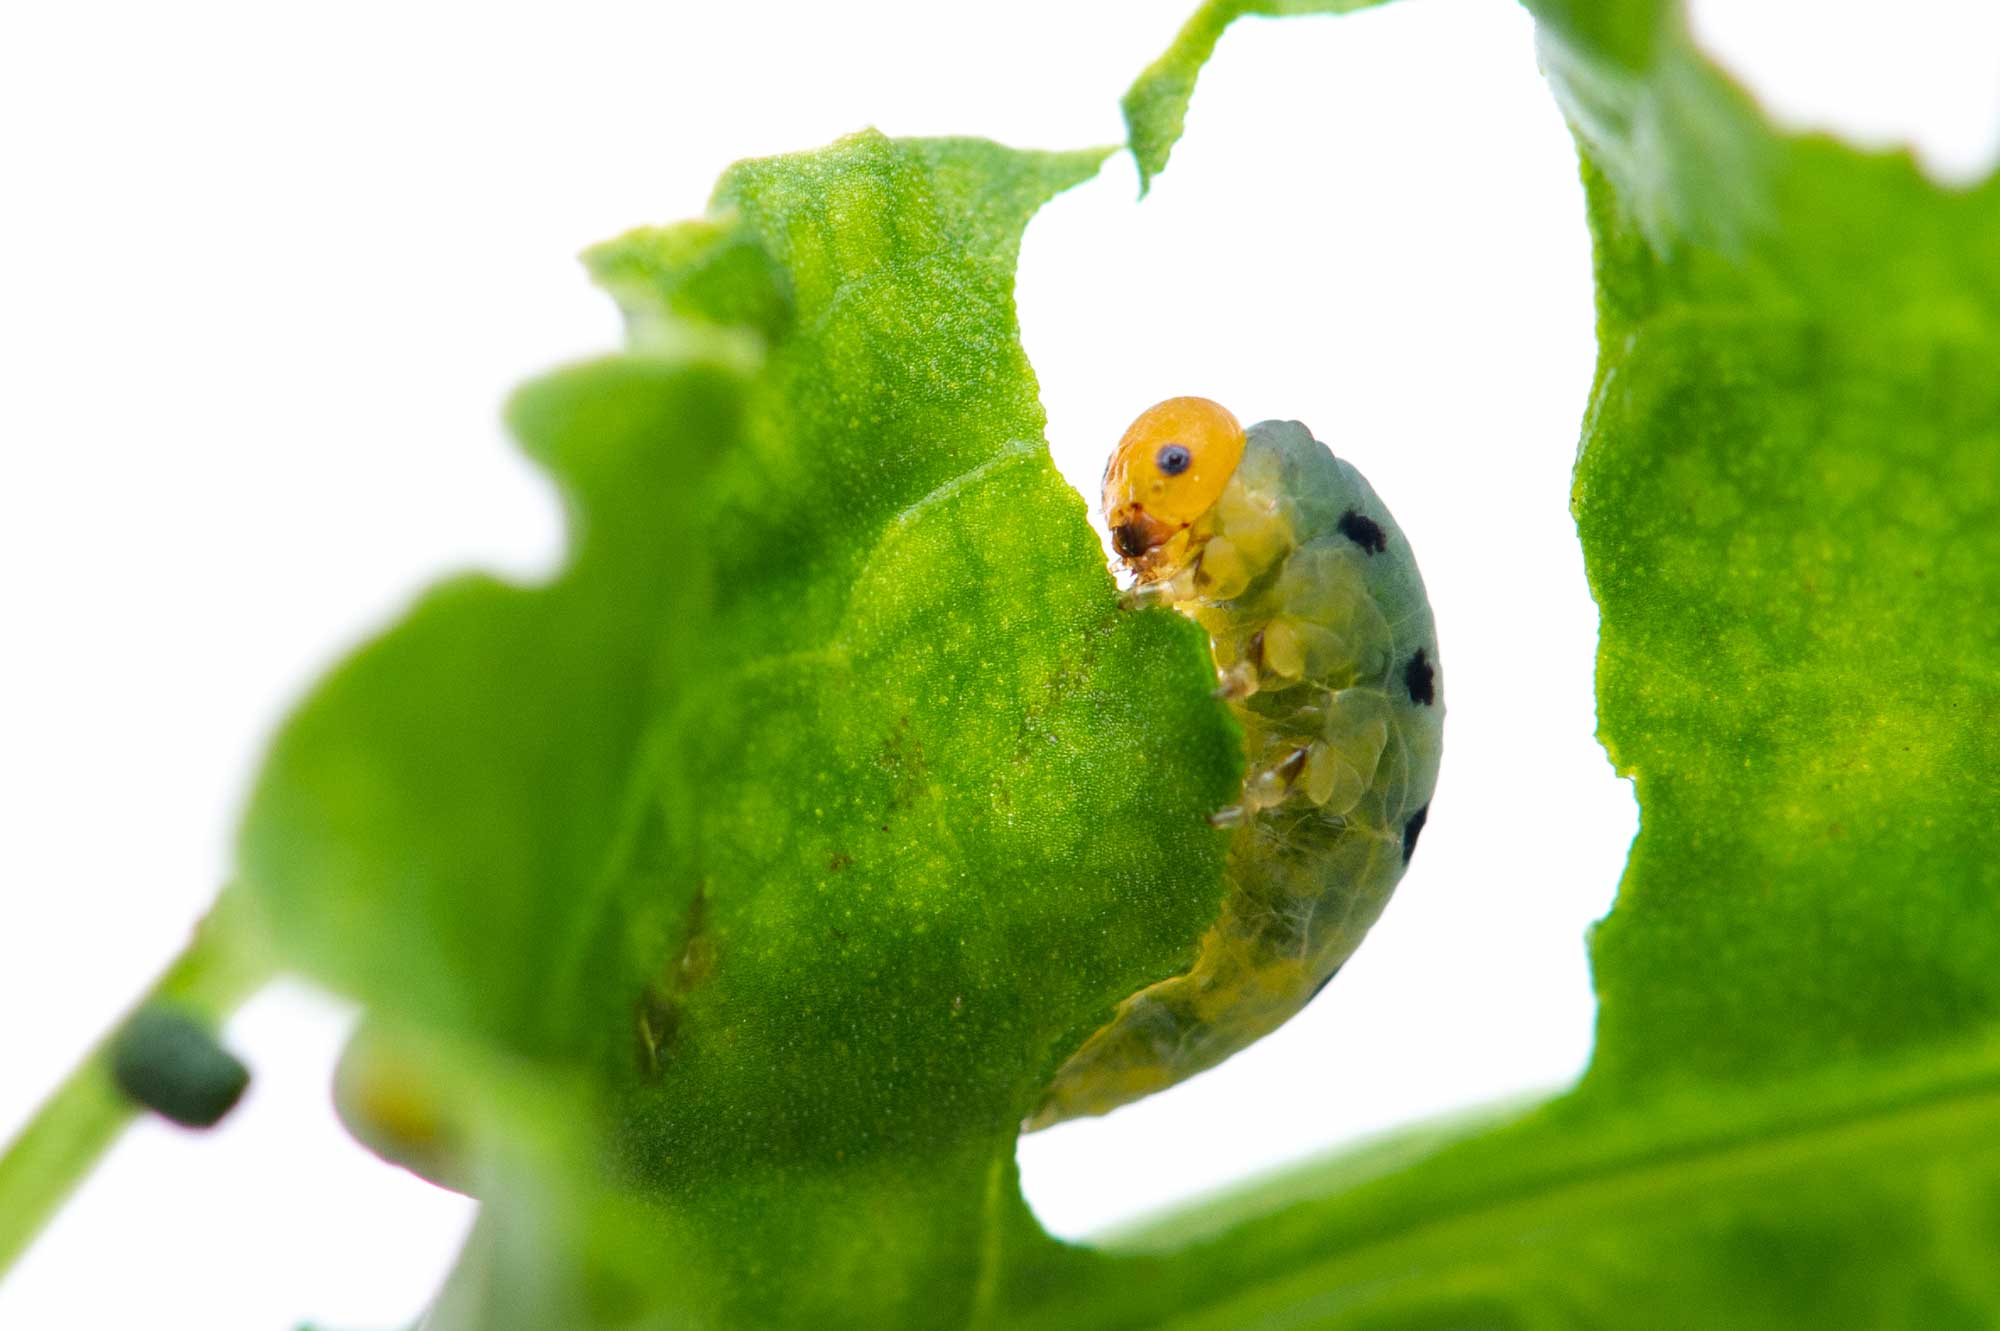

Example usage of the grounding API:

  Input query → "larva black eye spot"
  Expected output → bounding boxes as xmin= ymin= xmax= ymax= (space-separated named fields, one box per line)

xmin=1402 ymin=804 xmax=1429 ymax=864
xmin=1156 ymin=443 xmax=1193 ymax=476
xmin=1404 ymin=648 xmax=1436 ymax=706
xmin=1338 ymin=510 xmax=1387 ymax=554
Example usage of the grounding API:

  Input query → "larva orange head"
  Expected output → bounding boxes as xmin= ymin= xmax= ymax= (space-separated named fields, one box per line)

xmin=1101 ymin=396 xmax=1245 ymax=576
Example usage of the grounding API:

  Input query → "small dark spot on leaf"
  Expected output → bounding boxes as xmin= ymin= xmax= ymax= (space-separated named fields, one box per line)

xmin=1338 ymin=509 xmax=1386 ymax=554
xmin=1404 ymin=648 xmax=1436 ymax=706
xmin=635 ymin=885 xmax=715 ymax=1075
xmin=634 ymin=987 xmax=675 ymax=1079
xmin=1403 ymin=804 xmax=1429 ymax=864
xmin=828 ymin=851 xmax=854 ymax=873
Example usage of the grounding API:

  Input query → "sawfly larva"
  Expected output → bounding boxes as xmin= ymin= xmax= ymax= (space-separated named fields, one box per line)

xmin=1029 ymin=397 xmax=1442 ymax=1129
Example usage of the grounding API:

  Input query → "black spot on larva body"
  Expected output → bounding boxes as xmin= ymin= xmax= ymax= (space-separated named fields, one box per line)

xmin=1307 ymin=964 xmax=1345 ymax=1004
xmin=1338 ymin=509 xmax=1387 ymax=554
xmin=110 ymin=1004 xmax=250 ymax=1129
xmin=1402 ymin=805 xmax=1429 ymax=864
xmin=1404 ymin=648 xmax=1436 ymax=706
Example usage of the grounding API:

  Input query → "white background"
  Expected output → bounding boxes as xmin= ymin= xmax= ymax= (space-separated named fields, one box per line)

xmin=2 ymin=2 xmax=1995 ymax=1327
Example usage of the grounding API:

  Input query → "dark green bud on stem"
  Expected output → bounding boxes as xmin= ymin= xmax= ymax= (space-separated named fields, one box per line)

xmin=110 ymin=1005 xmax=250 ymax=1130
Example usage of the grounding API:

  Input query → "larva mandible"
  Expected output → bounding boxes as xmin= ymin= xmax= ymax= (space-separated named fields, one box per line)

xmin=1029 ymin=397 xmax=1443 ymax=1129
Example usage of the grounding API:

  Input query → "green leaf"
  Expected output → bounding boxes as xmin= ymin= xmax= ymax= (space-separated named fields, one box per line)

xmin=1026 ymin=1 xmax=2000 ymax=1326
xmin=239 ymin=358 xmax=745 ymax=1062
xmin=1548 ymin=20 xmax=2000 ymax=1099
xmin=233 ymin=131 xmax=1243 ymax=1328
xmin=1121 ymin=0 xmax=1395 ymax=192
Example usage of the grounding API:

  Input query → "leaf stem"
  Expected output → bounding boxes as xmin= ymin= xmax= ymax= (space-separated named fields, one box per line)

xmin=0 ymin=883 xmax=274 ymax=1276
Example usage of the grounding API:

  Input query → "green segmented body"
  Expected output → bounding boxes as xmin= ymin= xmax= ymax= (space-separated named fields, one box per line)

xmin=1030 ymin=420 xmax=1442 ymax=1128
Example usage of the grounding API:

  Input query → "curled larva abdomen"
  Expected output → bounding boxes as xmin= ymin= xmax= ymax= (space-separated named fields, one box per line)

xmin=1030 ymin=407 xmax=1442 ymax=1129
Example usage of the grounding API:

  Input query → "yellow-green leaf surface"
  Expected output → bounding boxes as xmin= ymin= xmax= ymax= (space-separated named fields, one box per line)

xmin=1548 ymin=6 xmax=2000 ymax=1095
xmin=234 ymin=133 xmax=1243 ymax=1329
xmin=1007 ymin=2 xmax=2000 ymax=1327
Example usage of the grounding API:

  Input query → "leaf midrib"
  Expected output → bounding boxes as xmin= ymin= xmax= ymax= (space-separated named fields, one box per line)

xmin=1144 ymin=1048 xmax=2000 ymax=1330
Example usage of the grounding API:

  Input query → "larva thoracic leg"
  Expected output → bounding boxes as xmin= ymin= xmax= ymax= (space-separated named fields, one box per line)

xmin=1029 ymin=400 xmax=1443 ymax=1130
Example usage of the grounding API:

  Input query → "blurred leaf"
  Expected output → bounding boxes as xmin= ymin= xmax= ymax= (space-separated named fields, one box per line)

xmin=1121 ymin=0 xmax=1395 ymax=192
xmin=235 ymin=132 xmax=1242 ymax=1328
xmin=1028 ymin=1 xmax=2000 ymax=1326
